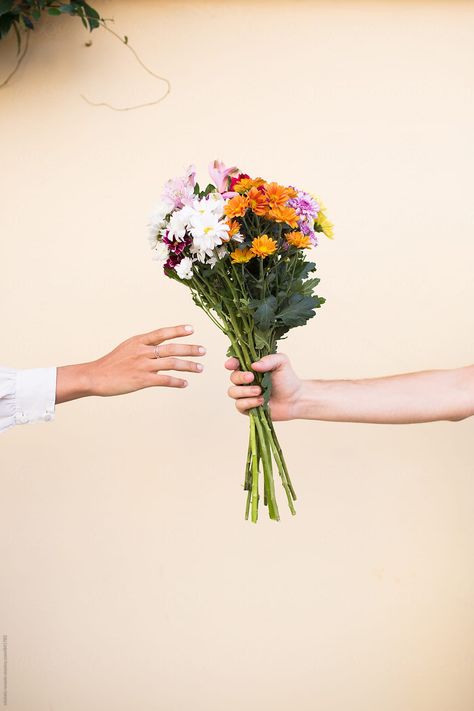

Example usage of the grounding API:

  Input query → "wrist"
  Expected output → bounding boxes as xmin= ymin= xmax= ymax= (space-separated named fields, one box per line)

xmin=291 ymin=379 xmax=324 ymax=420
xmin=56 ymin=362 xmax=96 ymax=404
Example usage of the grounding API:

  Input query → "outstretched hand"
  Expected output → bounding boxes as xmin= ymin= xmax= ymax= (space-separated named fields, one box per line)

xmin=57 ymin=325 xmax=206 ymax=403
xmin=225 ymin=353 xmax=302 ymax=421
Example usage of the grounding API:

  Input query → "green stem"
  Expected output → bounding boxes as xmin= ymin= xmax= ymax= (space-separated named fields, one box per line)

xmin=249 ymin=412 xmax=259 ymax=523
xmin=253 ymin=408 xmax=279 ymax=521
xmin=267 ymin=414 xmax=296 ymax=500
xmin=260 ymin=410 xmax=296 ymax=514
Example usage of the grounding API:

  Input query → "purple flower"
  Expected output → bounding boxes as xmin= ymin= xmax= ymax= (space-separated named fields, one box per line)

xmin=164 ymin=232 xmax=192 ymax=255
xmin=288 ymin=190 xmax=320 ymax=220
xmin=163 ymin=233 xmax=192 ymax=269
xmin=299 ymin=218 xmax=318 ymax=246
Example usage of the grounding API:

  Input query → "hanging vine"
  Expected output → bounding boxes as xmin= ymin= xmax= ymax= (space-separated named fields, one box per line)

xmin=0 ymin=1 xmax=170 ymax=109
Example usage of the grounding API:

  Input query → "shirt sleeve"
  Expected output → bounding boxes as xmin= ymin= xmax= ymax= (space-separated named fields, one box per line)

xmin=0 ymin=366 xmax=57 ymax=434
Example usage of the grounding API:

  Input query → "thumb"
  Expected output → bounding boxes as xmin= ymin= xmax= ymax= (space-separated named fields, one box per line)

xmin=252 ymin=353 xmax=288 ymax=373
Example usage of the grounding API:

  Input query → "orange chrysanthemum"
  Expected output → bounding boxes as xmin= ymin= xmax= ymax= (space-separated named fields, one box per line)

xmin=226 ymin=219 xmax=241 ymax=238
xmin=247 ymin=186 xmax=268 ymax=216
xmin=233 ymin=177 xmax=266 ymax=194
xmin=286 ymin=186 xmax=298 ymax=199
xmin=224 ymin=195 xmax=248 ymax=218
xmin=287 ymin=231 xmax=312 ymax=249
xmin=251 ymin=234 xmax=278 ymax=258
xmin=267 ymin=205 xmax=299 ymax=229
xmin=264 ymin=182 xmax=293 ymax=209
xmin=230 ymin=247 xmax=254 ymax=263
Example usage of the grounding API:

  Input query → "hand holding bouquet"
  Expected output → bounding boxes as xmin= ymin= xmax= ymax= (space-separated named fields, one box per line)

xmin=148 ymin=161 xmax=333 ymax=522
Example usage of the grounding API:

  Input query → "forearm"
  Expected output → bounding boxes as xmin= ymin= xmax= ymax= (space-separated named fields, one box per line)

xmin=295 ymin=366 xmax=474 ymax=424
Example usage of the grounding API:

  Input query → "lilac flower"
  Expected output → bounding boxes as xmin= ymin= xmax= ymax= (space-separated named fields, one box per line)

xmin=288 ymin=190 xmax=320 ymax=219
xmin=299 ymin=218 xmax=318 ymax=246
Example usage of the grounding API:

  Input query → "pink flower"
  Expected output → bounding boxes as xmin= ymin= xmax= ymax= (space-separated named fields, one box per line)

xmin=162 ymin=165 xmax=196 ymax=209
xmin=208 ymin=160 xmax=239 ymax=194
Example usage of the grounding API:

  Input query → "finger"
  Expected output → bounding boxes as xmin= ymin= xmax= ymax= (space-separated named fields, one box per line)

xmin=225 ymin=357 xmax=241 ymax=371
xmin=251 ymin=353 xmax=288 ymax=372
xmin=236 ymin=397 xmax=264 ymax=414
xmin=228 ymin=385 xmax=262 ymax=400
xmin=146 ymin=344 xmax=206 ymax=359
xmin=151 ymin=357 xmax=203 ymax=374
xmin=230 ymin=370 xmax=255 ymax=385
xmin=140 ymin=324 xmax=194 ymax=346
xmin=151 ymin=374 xmax=189 ymax=388
xmin=230 ymin=370 xmax=254 ymax=385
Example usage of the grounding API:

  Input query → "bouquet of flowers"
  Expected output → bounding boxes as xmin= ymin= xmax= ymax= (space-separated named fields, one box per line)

xmin=148 ymin=161 xmax=333 ymax=522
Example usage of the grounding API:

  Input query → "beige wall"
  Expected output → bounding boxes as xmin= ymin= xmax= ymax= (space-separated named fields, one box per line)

xmin=1 ymin=2 xmax=474 ymax=710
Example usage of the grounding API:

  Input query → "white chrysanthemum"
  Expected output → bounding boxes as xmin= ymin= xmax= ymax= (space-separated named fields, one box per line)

xmin=147 ymin=200 xmax=173 ymax=245
xmin=206 ymin=191 xmax=226 ymax=216
xmin=190 ymin=246 xmax=210 ymax=262
xmin=152 ymin=242 xmax=170 ymax=262
xmin=232 ymin=233 xmax=244 ymax=243
xmin=189 ymin=212 xmax=230 ymax=252
xmin=208 ymin=246 xmax=228 ymax=269
xmin=175 ymin=256 xmax=194 ymax=280
xmin=167 ymin=205 xmax=193 ymax=241
xmin=191 ymin=193 xmax=225 ymax=219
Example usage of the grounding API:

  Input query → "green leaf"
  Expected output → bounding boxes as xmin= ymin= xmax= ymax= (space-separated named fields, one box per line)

xmin=254 ymin=330 xmax=271 ymax=351
xmin=83 ymin=2 xmax=100 ymax=30
xmin=250 ymin=295 xmax=276 ymax=331
xmin=58 ymin=4 xmax=77 ymax=15
xmin=0 ymin=0 xmax=13 ymax=17
xmin=276 ymin=294 xmax=319 ymax=328
xmin=0 ymin=12 xmax=14 ymax=37
xmin=300 ymin=277 xmax=320 ymax=295
xmin=299 ymin=261 xmax=316 ymax=280
xmin=47 ymin=7 xmax=61 ymax=14
xmin=202 ymin=183 xmax=216 ymax=197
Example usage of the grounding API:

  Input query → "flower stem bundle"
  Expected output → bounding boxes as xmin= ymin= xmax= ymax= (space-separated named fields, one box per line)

xmin=148 ymin=161 xmax=333 ymax=521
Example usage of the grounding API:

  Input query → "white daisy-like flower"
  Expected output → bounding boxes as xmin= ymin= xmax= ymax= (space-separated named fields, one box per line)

xmin=175 ymin=256 xmax=194 ymax=280
xmin=167 ymin=205 xmax=193 ymax=241
xmin=205 ymin=191 xmax=226 ymax=216
xmin=189 ymin=212 xmax=230 ymax=252
xmin=152 ymin=241 xmax=170 ymax=263
xmin=232 ymin=233 xmax=244 ymax=243
xmin=191 ymin=193 xmax=225 ymax=220
xmin=147 ymin=200 xmax=173 ymax=245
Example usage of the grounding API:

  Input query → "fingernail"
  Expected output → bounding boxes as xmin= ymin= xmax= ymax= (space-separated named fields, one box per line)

xmin=196 ymin=364 xmax=203 ymax=372
xmin=252 ymin=387 xmax=261 ymax=394
xmin=184 ymin=325 xmax=193 ymax=333
xmin=198 ymin=346 xmax=206 ymax=354
xmin=182 ymin=380 xmax=188 ymax=387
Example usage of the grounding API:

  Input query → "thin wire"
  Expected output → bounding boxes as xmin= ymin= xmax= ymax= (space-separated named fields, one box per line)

xmin=80 ymin=22 xmax=171 ymax=112
xmin=0 ymin=30 xmax=30 ymax=89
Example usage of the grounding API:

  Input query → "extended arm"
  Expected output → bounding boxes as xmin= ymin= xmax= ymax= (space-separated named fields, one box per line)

xmin=1 ymin=325 xmax=205 ymax=433
xmin=226 ymin=355 xmax=474 ymax=424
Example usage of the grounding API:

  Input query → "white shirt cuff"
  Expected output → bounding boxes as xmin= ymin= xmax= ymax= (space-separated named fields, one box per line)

xmin=15 ymin=367 xmax=57 ymax=426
